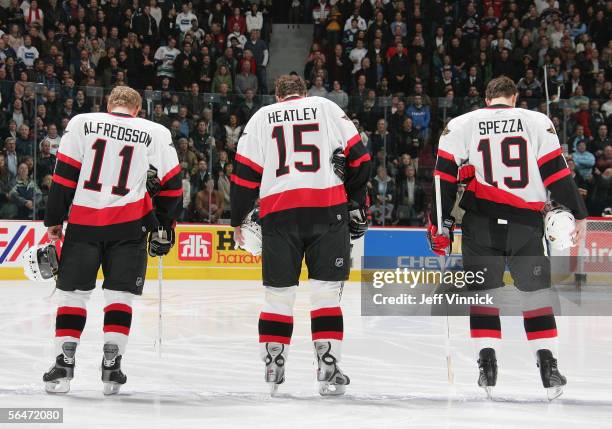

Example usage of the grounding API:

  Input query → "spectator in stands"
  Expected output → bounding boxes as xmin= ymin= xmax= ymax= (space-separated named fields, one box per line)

xmin=596 ymin=145 xmax=612 ymax=172
xmin=9 ymin=162 xmax=41 ymax=220
xmin=327 ymin=80 xmax=349 ymax=110
xmin=191 ymin=160 xmax=210 ymax=200
xmin=573 ymin=140 xmax=596 ymax=179
xmin=307 ymin=75 xmax=327 ymax=97
xmin=177 ymin=137 xmax=198 ymax=178
xmin=217 ymin=163 xmax=232 ymax=218
xmin=0 ymin=153 xmax=16 ymax=219
xmin=395 ymin=165 xmax=425 ymax=226
xmin=194 ymin=179 xmax=224 ymax=223
xmin=246 ymin=3 xmax=263 ymax=33
xmin=406 ymin=96 xmax=430 ymax=140
xmin=569 ymin=124 xmax=589 ymax=152
xmin=370 ymin=165 xmax=394 ymax=225
xmin=592 ymin=125 xmax=610 ymax=154
xmin=587 ymin=167 xmax=612 ymax=216
xmin=36 ymin=139 xmax=55 ymax=184
xmin=3 ymin=138 xmax=18 ymax=180
xmin=244 ymin=29 xmax=268 ymax=94
xmin=235 ymin=60 xmax=258 ymax=94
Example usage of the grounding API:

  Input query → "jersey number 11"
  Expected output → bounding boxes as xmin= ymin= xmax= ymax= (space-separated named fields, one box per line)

xmin=83 ymin=138 xmax=135 ymax=196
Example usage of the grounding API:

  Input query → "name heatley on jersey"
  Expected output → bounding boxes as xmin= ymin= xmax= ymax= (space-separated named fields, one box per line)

xmin=45 ymin=112 xmax=183 ymax=242
xmin=230 ymin=95 xmax=371 ymax=229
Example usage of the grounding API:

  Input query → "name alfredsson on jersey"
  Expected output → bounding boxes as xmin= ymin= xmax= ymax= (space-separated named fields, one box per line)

xmin=478 ymin=118 xmax=524 ymax=135
xmin=267 ymin=107 xmax=318 ymax=124
xmin=83 ymin=121 xmax=153 ymax=146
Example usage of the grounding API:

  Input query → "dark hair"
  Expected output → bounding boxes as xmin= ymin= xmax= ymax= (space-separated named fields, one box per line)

xmin=485 ymin=76 xmax=517 ymax=100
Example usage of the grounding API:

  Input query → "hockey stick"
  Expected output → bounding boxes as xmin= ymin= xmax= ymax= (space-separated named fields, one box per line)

xmin=435 ymin=175 xmax=455 ymax=384
xmin=158 ymin=255 xmax=163 ymax=358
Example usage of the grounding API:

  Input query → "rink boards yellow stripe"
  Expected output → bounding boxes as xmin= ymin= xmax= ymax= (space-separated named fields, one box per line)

xmin=0 ymin=266 xmax=363 ymax=282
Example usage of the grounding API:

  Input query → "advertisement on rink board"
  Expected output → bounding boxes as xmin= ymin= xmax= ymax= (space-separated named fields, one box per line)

xmin=3 ymin=221 xmax=610 ymax=282
xmin=0 ymin=221 xmax=365 ymax=281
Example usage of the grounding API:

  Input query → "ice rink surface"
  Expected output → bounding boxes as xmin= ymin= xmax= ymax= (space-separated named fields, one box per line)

xmin=1 ymin=279 xmax=611 ymax=429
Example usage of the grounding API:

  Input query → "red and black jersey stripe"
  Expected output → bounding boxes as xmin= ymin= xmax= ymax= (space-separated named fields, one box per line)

xmin=538 ymin=149 xmax=570 ymax=187
xmin=434 ymin=149 xmax=458 ymax=184
xmin=230 ymin=154 xmax=262 ymax=227
xmin=430 ymin=149 xmax=459 ymax=224
xmin=154 ymin=164 xmax=183 ymax=229
xmin=537 ymin=149 xmax=588 ymax=220
xmin=66 ymin=210 xmax=158 ymax=242
xmin=46 ymin=153 xmax=83 ymax=227
xmin=460 ymin=179 xmax=546 ymax=227
xmin=344 ymin=134 xmax=371 ymax=207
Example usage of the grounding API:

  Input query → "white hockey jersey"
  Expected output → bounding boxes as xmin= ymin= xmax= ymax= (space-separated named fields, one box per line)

xmin=433 ymin=105 xmax=587 ymax=226
xmin=45 ymin=112 xmax=182 ymax=241
xmin=230 ymin=96 xmax=371 ymax=227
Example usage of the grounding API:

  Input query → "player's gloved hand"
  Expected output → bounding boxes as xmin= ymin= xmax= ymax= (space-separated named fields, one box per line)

xmin=458 ymin=164 xmax=475 ymax=185
xmin=332 ymin=148 xmax=346 ymax=181
xmin=146 ymin=166 xmax=161 ymax=197
xmin=427 ymin=218 xmax=455 ymax=256
xmin=148 ymin=227 xmax=175 ymax=257
xmin=348 ymin=205 xmax=368 ymax=240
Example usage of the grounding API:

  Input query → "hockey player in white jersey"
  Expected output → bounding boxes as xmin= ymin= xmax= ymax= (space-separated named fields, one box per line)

xmin=42 ymin=86 xmax=182 ymax=395
xmin=428 ymin=76 xmax=587 ymax=399
xmin=230 ymin=75 xmax=370 ymax=396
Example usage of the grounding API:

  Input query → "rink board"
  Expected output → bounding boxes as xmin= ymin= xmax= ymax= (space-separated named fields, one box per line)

xmin=1 ymin=221 xmax=610 ymax=284
xmin=0 ymin=221 xmax=366 ymax=281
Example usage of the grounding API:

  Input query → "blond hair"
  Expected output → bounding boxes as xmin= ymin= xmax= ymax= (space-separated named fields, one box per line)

xmin=275 ymin=74 xmax=307 ymax=99
xmin=107 ymin=86 xmax=142 ymax=111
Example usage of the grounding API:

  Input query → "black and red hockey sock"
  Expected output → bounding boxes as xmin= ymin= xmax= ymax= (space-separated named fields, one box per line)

xmin=258 ymin=312 xmax=294 ymax=345
xmin=103 ymin=303 xmax=132 ymax=355
xmin=523 ymin=306 xmax=558 ymax=355
xmin=56 ymin=306 xmax=87 ymax=342
xmin=470 ymin=305 xmax=502 ymax=340
xmin=310 ymin=307 xmax=344 ymax=341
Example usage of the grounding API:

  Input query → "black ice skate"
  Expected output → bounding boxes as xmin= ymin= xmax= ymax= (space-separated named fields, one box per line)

xmin=314 ymin=341 xmax=350 ymax=396
xmin=263 ymin=343 xmax=286 ymax=396
xmin=477 ymin=348 xmax=498 ymax=399
xmin=537 ymin=349 xmax=566 ymax=401
xmin=101 ymin=344 xmax=127 ymax=395
xmin=43 ymin=342 xmax=77 ymax=394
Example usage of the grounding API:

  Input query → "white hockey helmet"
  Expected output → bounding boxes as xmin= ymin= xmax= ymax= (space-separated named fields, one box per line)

xmin=544 ymin=208 xmax=576 ymax=250
xmin=22 ymin=244 xmax=59 ymax=282
xmin=237 ymin=208 xmax=262 ymax=256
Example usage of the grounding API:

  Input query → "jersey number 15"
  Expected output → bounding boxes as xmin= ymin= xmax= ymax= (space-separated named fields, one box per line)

xmin=272 ymin=124 xmax=321 ymax=177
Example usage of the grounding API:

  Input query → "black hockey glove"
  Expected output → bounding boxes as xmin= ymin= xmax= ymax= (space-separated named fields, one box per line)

xmin=148 ymin=227 xmax=175 ymax=257
xmin=348 ymin=206 xmax=368 ymax=240
xmin=332 ymin=148 xmax=346 ymax=181
xmin=146 ymin=166 xmax=161 ymax=197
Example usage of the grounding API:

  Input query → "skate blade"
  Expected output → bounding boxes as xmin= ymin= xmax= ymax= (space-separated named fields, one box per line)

xmin=319 ymin=382 xmax=346 ymax=396
xmin=268 ymin=382 xmax=280 ymax=397
xmin=45 ymin=379 xmax=70 ymax=394
xmin=103 ymin=382 xmax=122 ymax=396
xmin=547 ymin=386 xmax=564 ymax=401
xmin=483 ymin=386 xmax=493 ymax=399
